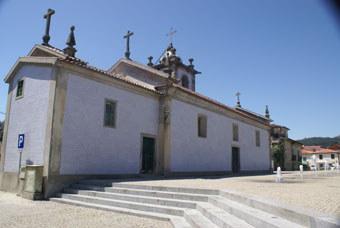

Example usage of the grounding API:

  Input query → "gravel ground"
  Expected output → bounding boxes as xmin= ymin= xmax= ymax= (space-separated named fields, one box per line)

xmin=0 ymin=192 xmax=172 ymax=228
xmin=123 ymin=171 xmax=340 ymax=216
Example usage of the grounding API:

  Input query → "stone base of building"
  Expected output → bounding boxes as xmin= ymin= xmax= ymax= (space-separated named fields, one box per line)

xmin=1 ymin=169 xmax=272 ymax=199
xmin=22 ymin=191 xmax=44 ymax=200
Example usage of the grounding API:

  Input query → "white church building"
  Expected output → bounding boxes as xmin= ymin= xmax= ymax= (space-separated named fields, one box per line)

xmin=0 ymin=15 xmax=272 ymax=198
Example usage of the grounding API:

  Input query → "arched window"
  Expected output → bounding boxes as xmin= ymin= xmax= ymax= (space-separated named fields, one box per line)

xmin=181 ymin=75 xmax=189 ymax=88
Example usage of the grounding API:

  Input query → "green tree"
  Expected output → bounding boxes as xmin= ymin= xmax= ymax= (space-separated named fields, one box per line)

xmin=271 ymin=144 xmax=283 ymax=166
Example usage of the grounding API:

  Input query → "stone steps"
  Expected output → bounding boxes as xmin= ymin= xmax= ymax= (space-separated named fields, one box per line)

xmin=63 ymin=188 xmax=197 ymax=209
xmin=71 ymin=183 xmax=210 ymax=202
xmin=219 ymin=189 xmax=340 ymax=228
xmin=56 ymin=193 xmax=185 ymax=216
xmin=196 ymin=202 xmax=255 ymax=228
xmin=184 ymin=209 xmax=219 ymax=228
xmin=50 ymin=197 xmax=191 ymax=228
xmin=79 ymin=180 xmax=219 ymax=195
xmin=208 ymin=196 xmax=305 ymax=228
xmin=50 ymin=180 xmax=340 ymax=228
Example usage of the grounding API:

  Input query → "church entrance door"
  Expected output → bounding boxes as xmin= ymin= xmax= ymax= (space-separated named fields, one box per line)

xmin=141 ymin=137 xmax=155 ymax=174
xmin=232 ymin=147 xmax=240 ymax=173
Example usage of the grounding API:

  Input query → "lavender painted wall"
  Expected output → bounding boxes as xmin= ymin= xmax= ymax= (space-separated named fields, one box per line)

xmin=170 ymin=99 xmax=270 ymax=172
xmin=60 ymin=74 xmax=159 ymax=174
xmin=4 ymin=65 xmax=52 ymax=172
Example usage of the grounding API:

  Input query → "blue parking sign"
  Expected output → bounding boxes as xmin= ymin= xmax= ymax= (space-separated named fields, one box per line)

xmin=18 ymin=134 xmax=24 ymax=149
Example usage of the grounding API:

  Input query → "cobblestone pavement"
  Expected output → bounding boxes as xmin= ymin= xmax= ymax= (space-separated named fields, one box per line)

xmin=123 ymin=171 xmax=340 ymax=216
xmin=0 ymin=192 xmax=172 ymax=228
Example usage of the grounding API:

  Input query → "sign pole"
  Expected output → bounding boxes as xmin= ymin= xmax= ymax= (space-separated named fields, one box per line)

xmin=18 ymin=150 xmax=22 ymax=174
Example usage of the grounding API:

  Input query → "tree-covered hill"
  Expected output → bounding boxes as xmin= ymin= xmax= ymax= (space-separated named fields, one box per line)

xmin=297 ymin=136 xmax=340 ymax=148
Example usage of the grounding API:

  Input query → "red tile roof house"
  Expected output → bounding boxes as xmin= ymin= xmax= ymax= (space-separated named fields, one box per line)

xmin=301 ymin=146 xmax=340 ymax=170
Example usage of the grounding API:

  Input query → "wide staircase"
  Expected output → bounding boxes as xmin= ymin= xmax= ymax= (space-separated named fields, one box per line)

xmin=50 ymin=179 xmax=339 ymax=228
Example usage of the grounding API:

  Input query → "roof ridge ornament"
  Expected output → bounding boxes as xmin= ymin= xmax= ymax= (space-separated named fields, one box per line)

xmin=265 ymin=105 xmax=270 ymax=119
xmin=42 ymin=8 xmax=55 ymax=46
xmin=236 ymin=92 xmax=241 ymax=107
xmin=63 ymin=26 xmax=77 ymax=57
xmin=147 ymin=56 xmax=153 ymax=66
xmin=123 ymin=30 xmax=134 ymax=60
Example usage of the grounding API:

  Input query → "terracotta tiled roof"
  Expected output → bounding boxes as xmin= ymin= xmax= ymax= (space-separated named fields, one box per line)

xmin=61 ymin=59 xmax=162 ymax=94
xmin=302 ymin=148 xmax=339 ymax=155
xmin=301 ymin=149 xmax=313 ymax=154
xmin=172 ymin=84 xmax=270 ymax=126
xmin=40 ymin=45 xmax=88 ymax=65
xmin=303 ymin=146 xmax=323 ymax=152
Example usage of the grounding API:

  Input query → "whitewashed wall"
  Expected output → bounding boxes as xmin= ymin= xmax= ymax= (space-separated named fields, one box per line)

xmin=60 ymin=74 xmax=159 ymax=174
xmin=170 ymin=99 xmax=270 ymax=172
xmin=4 ymin=65 xmax=52 ymax=172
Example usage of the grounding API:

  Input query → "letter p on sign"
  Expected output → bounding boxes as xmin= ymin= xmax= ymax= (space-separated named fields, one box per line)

xmin=18 ymin=134 xmax=24 ymax=149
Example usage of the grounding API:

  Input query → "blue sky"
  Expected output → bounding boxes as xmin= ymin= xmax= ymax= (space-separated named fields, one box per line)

xmin=0 ymin=0 xmax=339 ymax=140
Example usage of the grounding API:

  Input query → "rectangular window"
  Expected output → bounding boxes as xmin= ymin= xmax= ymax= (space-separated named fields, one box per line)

xmin=16 ymin=79 xmax=24 ymax=98
xmin=255 ymin=130 xmax=260 ymax=147
xmin=232 ymin=124 xmax=239 ymax=141
xmin=303 ymin=157 xmax=307 ymax=161
xmin=198 ymin=114 xmax=207 ymax=138
xmin=331 ymin=154 xmax=335 ymax=159
xmin=292 ymin=155 xmax=296 ymax=161
xmin=319 ymin=154 xmax=323 ymax=160
xmin=104 ymin=99 xmax=116 ymax=128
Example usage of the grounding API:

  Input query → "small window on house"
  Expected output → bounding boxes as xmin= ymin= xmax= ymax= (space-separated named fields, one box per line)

xmin=292 ymin=155 xmax=297 ymax=161
xmin=232 ymin=124 xmax=239 ymax=141
xmin=255 ymin=130 xmax=260 ymax=147
xmin=181 ymin=75 xmax=189 ymax=89
xmin=104 ymin=99 xmax=117 ymax=128
xmin=319 ymin=154 xmax=323 ymax=160
xmin=331 ymin=154 xmax=335 ymax=159
xmin=303 ymin=157 xmax=307 ymax=161
xmin=16 ymin=79 xmax=25 ymax=98
xmin=198 ymin=114 xmax=207 ymax=138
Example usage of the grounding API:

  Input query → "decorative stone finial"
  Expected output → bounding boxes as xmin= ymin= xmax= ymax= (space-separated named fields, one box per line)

xmin=147 ymin=56 xmax=153 ymax=66
xmin=236 ymin=92 xmax=241 ymax=107
xmin=123 ymin=30 xmax=134 ymax=59
xmin=163 ymin=53 xmax=172 ymax=76
xmin=171 ymin=48 xmax=176 ymax=55
xmin=265 ymin=105 xmax=270 ymax=119
xmin=63 ymin=26 xmax=77 ymax=57
xmin=189 ymin=58 xmax=194 ymax=66
xmin=42 ymin=8 xmax=55 ymax=45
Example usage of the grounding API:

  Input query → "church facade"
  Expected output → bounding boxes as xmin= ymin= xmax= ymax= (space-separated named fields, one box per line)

xmin=0 ymin=17 xmax=272 ymax=198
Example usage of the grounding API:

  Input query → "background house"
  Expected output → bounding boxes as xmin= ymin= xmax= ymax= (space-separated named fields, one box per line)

xmin=270 ymin=124 xmax=303 ymax=170
xmin=302 ymin=146 xmax=339 ymax=170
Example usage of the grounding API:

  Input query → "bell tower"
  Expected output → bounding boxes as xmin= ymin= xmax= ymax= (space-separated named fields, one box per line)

xmin=152 ymin=42 xmax=201 ymax=91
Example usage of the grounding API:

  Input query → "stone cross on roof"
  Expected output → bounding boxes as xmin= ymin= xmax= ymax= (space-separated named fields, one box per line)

xmin=236 ymin=92 xmax=241 ymax=107
xmin=166 ymin=27 xmax=176 ymax=44
xmin=123 ymin=30 xmax=134 ymax=59
xmin=42 ymin=8 xmax=55 ymax=46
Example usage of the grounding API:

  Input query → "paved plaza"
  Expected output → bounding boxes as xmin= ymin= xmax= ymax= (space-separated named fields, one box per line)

xmin=0 ymin=171 xmax=339 ymax=227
